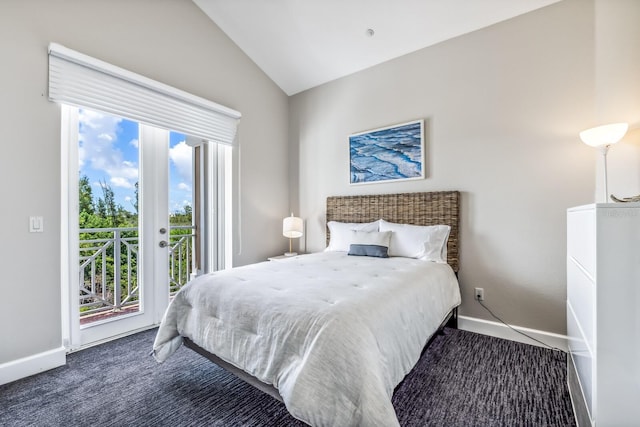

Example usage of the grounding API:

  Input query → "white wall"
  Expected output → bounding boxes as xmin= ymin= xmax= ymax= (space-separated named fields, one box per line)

xmin=289 ymin=0 xmax=597 ymax=335
xmin=0 ymin=0 xmax=289 ymax=365
xmin=593 ymin=0 xmax=640 ymax=202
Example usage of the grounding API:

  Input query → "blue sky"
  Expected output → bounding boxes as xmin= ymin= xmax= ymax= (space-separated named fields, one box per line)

xmin=78 ymin=109 xmax=192 ymax=215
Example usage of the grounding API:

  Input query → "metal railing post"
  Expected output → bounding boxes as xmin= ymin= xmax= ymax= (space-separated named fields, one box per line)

xmin=113 ymin=228 xmax=122 ymax=311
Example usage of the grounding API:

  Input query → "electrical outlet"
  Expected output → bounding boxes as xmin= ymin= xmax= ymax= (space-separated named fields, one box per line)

xmin=474 ymin=287 xmax=484 ymax=301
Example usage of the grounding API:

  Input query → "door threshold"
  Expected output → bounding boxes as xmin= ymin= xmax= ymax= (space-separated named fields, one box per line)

xmin=67 ymin=324 xmax=159 ymax=354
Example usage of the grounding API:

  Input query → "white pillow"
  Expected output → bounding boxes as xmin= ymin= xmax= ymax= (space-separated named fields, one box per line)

xmin=347 ymin=230 xmax=392 ymax=258
xmin=325 ymin=221 xmax=379 ymax=252
xmin=378 ymin=219 xmax=450 ymax=262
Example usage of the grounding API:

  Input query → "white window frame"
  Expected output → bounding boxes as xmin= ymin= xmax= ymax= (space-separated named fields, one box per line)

xmin=52 ymin=43 xmax=239 ymax=350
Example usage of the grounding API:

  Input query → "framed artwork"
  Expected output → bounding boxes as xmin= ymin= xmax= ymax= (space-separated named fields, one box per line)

xmin=349 ymin=119 xmax=424 ymax=185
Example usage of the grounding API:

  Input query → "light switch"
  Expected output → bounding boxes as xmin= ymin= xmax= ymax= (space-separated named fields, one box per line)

xmin=29 ymin=216 xmax=43 ymax=233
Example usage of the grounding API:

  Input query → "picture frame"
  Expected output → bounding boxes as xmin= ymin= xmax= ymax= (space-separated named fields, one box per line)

xmin=349 ymin=119 xmax=425 ymax=185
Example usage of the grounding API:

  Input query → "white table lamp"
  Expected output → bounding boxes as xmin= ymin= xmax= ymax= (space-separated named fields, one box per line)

xmin=579 ymin=122 xmax=628 ymax=202
xmin=283 ymin=213 xmax=303 ymax=256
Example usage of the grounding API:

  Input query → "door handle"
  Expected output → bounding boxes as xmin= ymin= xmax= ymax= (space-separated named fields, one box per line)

xmin=159 ymin=240 xmax=168 ymax=248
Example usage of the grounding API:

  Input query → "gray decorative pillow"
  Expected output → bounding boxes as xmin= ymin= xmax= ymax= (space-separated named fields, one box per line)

xmin=347 ymin=230 xmax=392 ymax=258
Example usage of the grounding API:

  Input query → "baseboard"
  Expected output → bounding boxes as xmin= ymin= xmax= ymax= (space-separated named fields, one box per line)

xmin=458 ymin=315 xmax=568 ymax=352
xmin=0 ymin=347 xmax=66 ymax=386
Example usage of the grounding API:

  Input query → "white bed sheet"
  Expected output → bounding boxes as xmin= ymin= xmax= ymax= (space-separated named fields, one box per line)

xmin=153 ymin=252 xmax=461 ymax=426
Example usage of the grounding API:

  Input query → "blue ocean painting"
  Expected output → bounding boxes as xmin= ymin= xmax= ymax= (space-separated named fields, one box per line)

xmin=349 ymin=120 xmax=424 ymax=184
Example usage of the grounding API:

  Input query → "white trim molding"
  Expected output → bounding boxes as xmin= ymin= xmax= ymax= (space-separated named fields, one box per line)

xmin=0 ymin=347 xmax=66 ymax=386
xmin=458 ymin=315 xmax=568 ymax=352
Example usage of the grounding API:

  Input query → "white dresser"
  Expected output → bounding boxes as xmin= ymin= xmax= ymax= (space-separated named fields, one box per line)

xmin=566 ymin=203 xmax=640 ymax=426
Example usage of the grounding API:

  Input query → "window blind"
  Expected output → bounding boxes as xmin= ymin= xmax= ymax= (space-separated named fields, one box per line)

xmin=48 ymin=43 xmax=241 ymax=145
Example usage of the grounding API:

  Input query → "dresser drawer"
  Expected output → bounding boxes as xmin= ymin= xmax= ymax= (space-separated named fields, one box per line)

xmin=567 ymin=209 xmax=595 ymax=278
xmin=567 ymin=302 xmax=594 ymax=419
xmin=567 ymin=259 xmax=595 ymax=352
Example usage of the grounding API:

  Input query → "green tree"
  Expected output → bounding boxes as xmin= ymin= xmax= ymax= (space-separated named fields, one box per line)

xmin=95 ymin=197 xmax=107 ymax=218
xmin=170 ymin=204 xmax=192 ymax=225
xmin=79 ymin=175 xmax=94 ymax=215
xmin=78 ymin=175 xmax=141 ymax=314
xmin=98 ymin=179 xmax=119 ymax=227
xmin=132 ymin=181 xmax=139 ymax=214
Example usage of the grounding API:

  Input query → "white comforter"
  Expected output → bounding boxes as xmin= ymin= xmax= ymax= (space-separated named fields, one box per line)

xmin=153 ymin=252 xmax=460 ymax=426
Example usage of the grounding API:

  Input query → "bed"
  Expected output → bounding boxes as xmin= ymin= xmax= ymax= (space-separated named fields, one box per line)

xmin=153 ymin=191 xmax=461 ymax=426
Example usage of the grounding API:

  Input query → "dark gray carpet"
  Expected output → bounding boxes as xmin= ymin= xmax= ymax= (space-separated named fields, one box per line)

xmin=0 ymin=328 xmax=575 ymax=426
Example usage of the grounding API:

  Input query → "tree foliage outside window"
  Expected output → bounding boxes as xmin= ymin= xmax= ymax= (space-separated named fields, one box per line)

xmin=79 ymin=174 xmax=192 ymax=315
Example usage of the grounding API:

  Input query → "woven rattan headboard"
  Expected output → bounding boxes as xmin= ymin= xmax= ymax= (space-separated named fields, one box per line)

xmin=326 ymin=191 xmax=460 ymax=272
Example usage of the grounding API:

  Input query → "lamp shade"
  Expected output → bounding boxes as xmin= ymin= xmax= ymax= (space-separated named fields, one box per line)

xmin=579 ymin=123 xmax=628 ymax=147
xmin=283 ymin=215 xmax=303 ymax=238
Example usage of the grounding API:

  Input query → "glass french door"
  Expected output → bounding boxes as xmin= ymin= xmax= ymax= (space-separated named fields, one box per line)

xmin=63 ymin=106 xmax=200 ymax=349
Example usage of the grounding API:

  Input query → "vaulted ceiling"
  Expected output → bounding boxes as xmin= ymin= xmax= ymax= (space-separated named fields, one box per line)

xmin=194 ymin=0 xmax=562 ymax=95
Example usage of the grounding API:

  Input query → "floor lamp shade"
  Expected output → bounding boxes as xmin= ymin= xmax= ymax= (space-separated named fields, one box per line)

xmin=579 ymin=123 xmax=628 ymax=147
xmin=283 ymin=214 xmax=303 ymax=256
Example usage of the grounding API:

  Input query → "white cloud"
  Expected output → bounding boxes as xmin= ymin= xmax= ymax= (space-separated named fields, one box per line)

xmin=129 ymin=139 xmax=139 ymax=148
xmin=78 ymin=109 xmax=106 ymax=129
xmin=170 ymin=200 xmax=191 ymax=214
xmin=169 ymin=141 xmax=192 ymax=182
xmin=78 ymin=109 xmax=139 ymax=190
xmin=118 ymin=161 xmax=138 ymax=180
xmin=177 ymin=182 xmax=191 ymax=191
xmin=110 ymin=176 xmax=133 ymax=189
xmin=78 ymin=145 xmax=86 ymax=168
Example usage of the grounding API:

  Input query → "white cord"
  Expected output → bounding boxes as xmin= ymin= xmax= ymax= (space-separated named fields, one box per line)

xmin=477 ymin=299 xmax=565 ymax=353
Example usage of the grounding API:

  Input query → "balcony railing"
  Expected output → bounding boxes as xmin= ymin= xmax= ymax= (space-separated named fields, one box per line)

xmin=79 ymin=225 xmax=196 ymax=323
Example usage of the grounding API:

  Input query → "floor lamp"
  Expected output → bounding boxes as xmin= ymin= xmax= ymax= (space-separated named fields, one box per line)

xmin=579 ymin=122 xmax=628 ymax=202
